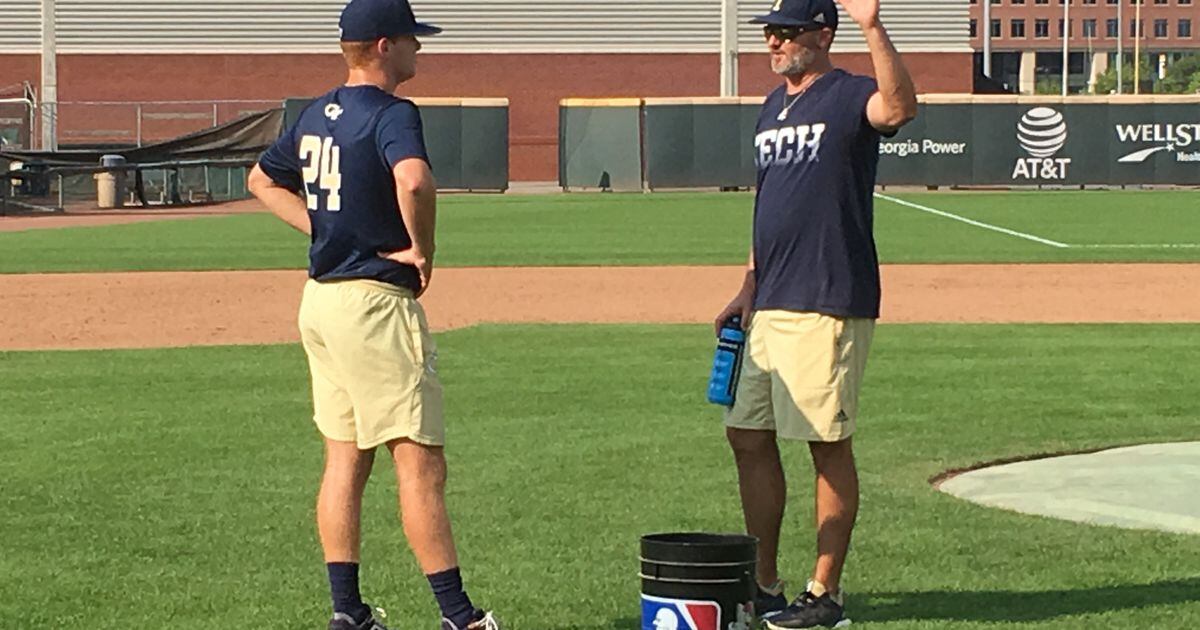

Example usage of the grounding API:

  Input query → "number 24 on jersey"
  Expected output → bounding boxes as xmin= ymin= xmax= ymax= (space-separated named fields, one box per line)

xmin=299 ymin=135 xmax=343 ymax=212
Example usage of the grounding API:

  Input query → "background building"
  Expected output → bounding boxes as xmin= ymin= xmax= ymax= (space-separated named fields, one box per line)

xmin=1 ymin=0 xmax=971 ymax=180
xmin=970 ymin=0 xmax=1200 ymax=94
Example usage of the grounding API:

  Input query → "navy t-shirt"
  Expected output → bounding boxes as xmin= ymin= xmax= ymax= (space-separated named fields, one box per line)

xmin=259 ymin=85 xmax=429 ymax=292
xmin=752 ymin=69 xmax=884 ymax=319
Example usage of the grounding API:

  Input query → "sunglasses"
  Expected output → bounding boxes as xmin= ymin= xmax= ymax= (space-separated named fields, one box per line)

xmin=762 ymin=24 xmax=822 ymax=42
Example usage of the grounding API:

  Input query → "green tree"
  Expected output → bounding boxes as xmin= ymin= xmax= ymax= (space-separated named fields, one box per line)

xmin=1093 ymin=58 xmax=1155 ymax=94
xmin=1035 ymin=77 xmax=1063 ymax=95
xmin=1158 ymin=55 xmax=1200 ymax=94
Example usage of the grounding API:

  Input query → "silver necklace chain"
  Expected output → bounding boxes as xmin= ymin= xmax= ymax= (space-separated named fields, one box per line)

xmin=776 ymin=74 xmax=823 ymax=122
xmin=777 ymin=91 xmax=805 ymax=121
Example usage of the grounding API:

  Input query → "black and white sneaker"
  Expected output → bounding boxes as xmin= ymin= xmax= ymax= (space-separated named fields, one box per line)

xmin=764 ymin=584 xmax=850 ymax=629
xmin=329 ymin=610 xmax=390 ymax=630
xmin=756 ymin=580 xmax=789 ymax=619
xmin=441 ymin=609 xmax=501 ymax=630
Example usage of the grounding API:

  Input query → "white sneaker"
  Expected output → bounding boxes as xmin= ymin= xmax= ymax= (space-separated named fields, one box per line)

xmin=441 ymin=610 xmax=501 ymax=630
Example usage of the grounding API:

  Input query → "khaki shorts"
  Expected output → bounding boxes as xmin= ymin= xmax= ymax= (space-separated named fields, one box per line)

xmin=724 ymin=310 xmax=875 ymax=442
xmin=298 ymin=279 xmax=444 ymax=449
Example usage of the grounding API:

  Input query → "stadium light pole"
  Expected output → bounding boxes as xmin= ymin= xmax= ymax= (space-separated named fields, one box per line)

xmin=983 ymin=0 xmax=992 ymax=77
xmin=40 ymin=0 xmax=57 ymax=151
xmin=1134 ymin=0 xmax=1141 ymax=94
xmin=720 ymin=0 xmax=738 ymax=97
xmin=1117 ymin=0 xmax=1123 ymax=93
xmin=1062 ymin=0 xmax=1070 ymax=96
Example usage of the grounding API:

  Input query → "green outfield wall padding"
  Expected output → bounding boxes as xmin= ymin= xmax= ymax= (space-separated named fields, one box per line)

xmin=643 ymin=103 xmax=758 ymax=189
xmin=879 ymin=102 xmax=1200 ymax=186
xmin=558 ymin=104 xmax=643 ymax=191
xmin=283 ymin=98 xmax=508 ymax=191
xmin=559 ymin=100 xmax=1200 ymax=189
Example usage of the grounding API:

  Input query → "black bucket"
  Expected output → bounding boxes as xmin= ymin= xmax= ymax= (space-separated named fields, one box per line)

xmin=640 ymin=532 xmax=757 ymax=630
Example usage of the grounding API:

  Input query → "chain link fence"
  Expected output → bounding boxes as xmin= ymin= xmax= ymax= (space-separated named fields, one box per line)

xmin=2 ymin=160 xmax=253 ymax=215
xmin=51 ymin=100 xmax=279 ymax=148
xmin=1 ymin=98 xmax=277 ymax=214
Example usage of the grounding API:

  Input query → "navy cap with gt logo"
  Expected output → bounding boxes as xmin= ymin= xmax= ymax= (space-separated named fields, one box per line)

xmin=750 ymin=0 xmax=839 ymax=31
xmin=339 ymin=0 xmax=442 ymax=41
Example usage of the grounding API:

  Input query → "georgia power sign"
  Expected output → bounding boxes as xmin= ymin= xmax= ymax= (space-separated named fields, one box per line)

xmin=1012 ymin=107 xmax=1071 ymax=180
xmin=878 ymin=138 xmax=968 ymax=158
xmin=1115 ymin=123 xmax=1200 ymax=164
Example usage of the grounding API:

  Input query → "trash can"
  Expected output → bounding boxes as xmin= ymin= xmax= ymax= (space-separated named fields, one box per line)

xmin=95 ymin=154 xmax=127 ymax=208
xmin=640 ymin=533 xmax=757 ymax=630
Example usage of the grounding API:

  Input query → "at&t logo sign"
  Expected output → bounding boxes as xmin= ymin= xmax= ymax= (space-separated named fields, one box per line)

xmin=1012 ymin=107 xmax=1072 ymax=180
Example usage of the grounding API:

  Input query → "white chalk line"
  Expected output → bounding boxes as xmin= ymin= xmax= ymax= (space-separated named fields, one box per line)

xmin=875 ymin=194 xmax=1200 ymax=250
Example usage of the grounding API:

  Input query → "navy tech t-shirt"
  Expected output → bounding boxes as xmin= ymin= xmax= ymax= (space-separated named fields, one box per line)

xmin=259 ymin=85 xmax=429 ymax=292
xmin=752 ymin=69 xmax=884 ymax=319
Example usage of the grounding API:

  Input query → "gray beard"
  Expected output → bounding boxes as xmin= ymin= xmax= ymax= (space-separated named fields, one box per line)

xmin=772 ymin=49 xmax=816 ymax=76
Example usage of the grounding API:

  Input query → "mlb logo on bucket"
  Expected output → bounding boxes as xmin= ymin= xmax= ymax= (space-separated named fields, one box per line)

xmin=641 ymin=595 xmax=720 ymax=630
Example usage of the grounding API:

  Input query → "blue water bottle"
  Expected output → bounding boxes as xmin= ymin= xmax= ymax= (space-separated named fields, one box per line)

xmin=707 ymin=315 xmax=745 ymax=407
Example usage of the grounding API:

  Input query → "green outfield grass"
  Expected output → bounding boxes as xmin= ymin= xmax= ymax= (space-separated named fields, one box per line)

xmin=875 ymin=190 xmax=1200 ymax=263
xmin=2 ymin=324 xmax=1198 ymax=629
xmin=0 ymin=190 xmax=1197 ymax=273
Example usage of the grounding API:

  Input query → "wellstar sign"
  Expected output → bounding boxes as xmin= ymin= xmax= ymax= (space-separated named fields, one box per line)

xmin=1115 ymin=123 xmax=1200 ymax=163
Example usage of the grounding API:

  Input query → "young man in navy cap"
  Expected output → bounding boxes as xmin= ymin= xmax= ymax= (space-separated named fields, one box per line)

xmin=247 ymin=1 xmax=499 ymax=628
xmin=715 ymin=0 xmax=917 ymax=627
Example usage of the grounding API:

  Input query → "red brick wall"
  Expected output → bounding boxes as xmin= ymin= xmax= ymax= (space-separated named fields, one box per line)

xmin=0 ymin=55 xmax=40 ymax=96
xmin=2 ymin=52 xmax=970 ymax=180
xmin=739 ymin=52 xmax=973 ymax=96
xmin=970 ymin=3 xmax=1200 ymax=50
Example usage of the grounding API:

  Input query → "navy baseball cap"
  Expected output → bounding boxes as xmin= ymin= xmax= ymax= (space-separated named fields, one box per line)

xmin=750 ymin=0 xmax=839 ymax=31
xmin=339 ymin=0 xmax=442 ymax=41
